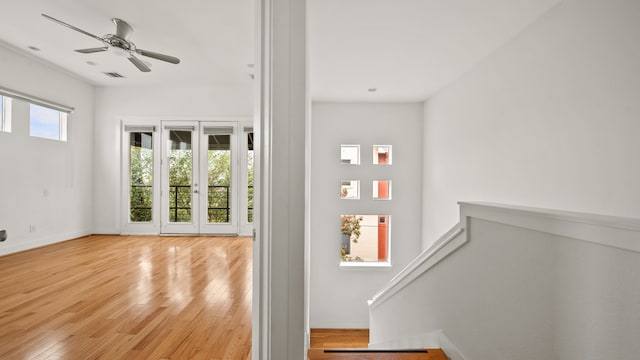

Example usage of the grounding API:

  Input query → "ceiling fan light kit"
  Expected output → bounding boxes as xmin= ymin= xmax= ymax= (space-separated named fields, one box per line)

xmin=41 ymin=13 xmax=180 ymax=73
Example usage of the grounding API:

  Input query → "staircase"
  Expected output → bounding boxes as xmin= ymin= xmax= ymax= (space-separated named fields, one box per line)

xmin=308 ymin=329 xmax=448 ymax=360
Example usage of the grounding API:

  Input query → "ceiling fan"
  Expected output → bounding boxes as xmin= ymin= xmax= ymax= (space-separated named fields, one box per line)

xmin=42 ymin=13 xmax=180 ymax=73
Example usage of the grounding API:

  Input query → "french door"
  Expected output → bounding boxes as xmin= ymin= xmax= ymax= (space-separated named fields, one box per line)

xmin=122 ymin=119 xmax=252 ymax=235
xmin=161 ymin=121 xmax=238 ymax=234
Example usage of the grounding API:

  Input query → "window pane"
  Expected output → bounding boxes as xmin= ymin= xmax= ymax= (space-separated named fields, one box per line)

xmin=341 ymin=145 xmax=360 ymax=165
xmin=129 ymin=132 xmax=153 ymax=222
xmin=247 ymin=132 xmax=254 ymax=223
xmin=207 ymin=134 xmax=231 ymax=223
xmin=373 ymin=180 xmax=392 ymax=200
xmin=168 ymin=130 xmax=193 ymax=223
xmin=340 ymin=180 xmax=360 ymax=199
xmin=373 ymin=145 xmax=391 ymax=165
xmin=341 ymin=214 xmax=390 ymax=262
xmin=30 ymin=104 xmax=64 ymax=141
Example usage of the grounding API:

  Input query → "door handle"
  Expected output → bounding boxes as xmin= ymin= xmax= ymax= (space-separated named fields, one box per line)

xmin=194 ymin=190 xmax=199 ymax=193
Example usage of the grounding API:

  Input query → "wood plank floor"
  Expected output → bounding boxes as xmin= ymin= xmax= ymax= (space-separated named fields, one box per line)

xmin=0 ymin=235 xmax=252 ymax=360
xmin=308 ymin=329 xmax=448 ymax=360
xmin=310 ymin=329 xmax=369 ymax=349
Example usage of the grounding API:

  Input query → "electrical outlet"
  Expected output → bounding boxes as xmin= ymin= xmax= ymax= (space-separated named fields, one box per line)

xmin=0 ymin=229 xmax=6 ymax=242
xmin=29 ymin=224 xmax=36 ymax=233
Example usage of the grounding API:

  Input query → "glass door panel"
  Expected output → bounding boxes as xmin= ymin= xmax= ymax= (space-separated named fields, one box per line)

xmin=161 ymin=123 xmax=199 ymax=234
xmin=168 ymin=130 xmax=193 ymax=223
xmin=206 ymin=134 xmax=231 ymax=223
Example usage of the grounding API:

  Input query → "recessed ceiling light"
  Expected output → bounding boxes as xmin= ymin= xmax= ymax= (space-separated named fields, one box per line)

xmin=86 ymin=61 xmax=97 ymax=66
xmin=28 ymin=46 xmax=40 ymax=51
xmin=368 ymin=88 xmax=377 ymax=92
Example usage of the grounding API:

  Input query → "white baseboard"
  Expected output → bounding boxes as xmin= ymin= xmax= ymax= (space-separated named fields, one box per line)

xmin=0 ymin=229 xmax=92 ymax=256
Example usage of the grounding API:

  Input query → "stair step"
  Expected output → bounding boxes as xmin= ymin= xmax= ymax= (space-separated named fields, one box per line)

xmin=308 ymin=348 xmax=448 ymax=359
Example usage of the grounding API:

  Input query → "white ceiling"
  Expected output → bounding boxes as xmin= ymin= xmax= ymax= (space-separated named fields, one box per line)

xmin=0 ymin=0 xmax=560 ymax=101
xmin=0 ymin=0 xmax=255 ymax=87
xmin=310 ymin=0 xmax=561 ymax=102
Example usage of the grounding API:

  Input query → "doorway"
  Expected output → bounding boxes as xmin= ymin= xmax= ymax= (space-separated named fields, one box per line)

xmin=121 ymin=119 xmax=253 ymax=236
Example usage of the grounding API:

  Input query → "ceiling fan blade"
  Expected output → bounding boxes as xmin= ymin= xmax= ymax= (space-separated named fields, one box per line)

xmin=136 ymin=49 xmax=180 ymax=64
xmin=128 ymin=56 xmax=151 ymax=72
xmin=75 ymin=47 xmax=108 ymax=54
xmin=112 ymin=18 xmax=133 ymax=40
xmin=41 ymin=13 xmax=104 ymax=43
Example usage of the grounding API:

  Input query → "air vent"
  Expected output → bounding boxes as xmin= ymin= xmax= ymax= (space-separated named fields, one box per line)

xmin=104 ymin=72 xmax=125 ymax=78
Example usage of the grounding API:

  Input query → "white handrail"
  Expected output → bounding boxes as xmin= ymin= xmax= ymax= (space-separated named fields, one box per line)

xmin=369 ymin=223 xmax=467 ymax=309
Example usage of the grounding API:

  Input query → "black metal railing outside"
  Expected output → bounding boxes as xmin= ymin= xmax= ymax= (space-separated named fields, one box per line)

xmin=131 ymin=184 xmax=250 ymax=223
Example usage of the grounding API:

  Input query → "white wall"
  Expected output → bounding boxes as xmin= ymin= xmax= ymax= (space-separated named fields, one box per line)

xmin=370 ymin=203 xmax=640 ymax=360
xmin=310 ymin=102 xmax=423 ymax=328
xmin=92 ymin=85 xmax=253 ymax=233
xmin=422 ymin=0 xmax=640 ymax=248
xmin=0 ymin=44 xmax=94 ymax=255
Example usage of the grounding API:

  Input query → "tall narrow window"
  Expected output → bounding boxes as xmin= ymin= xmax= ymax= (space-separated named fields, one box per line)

xmin=30 ymin=104 xmax=67 ymax=141
xmin=168 ymin=130 xmax=193 ymax=223
xmin=129 ymin=132 xmax=154 ymax=222
xmin=247 ymin=131 xmax=254 ymax=223
xmin=205 ymin=127 xmax=232 ymax=224
xmin=1 ymin=96 xmax=11 ymax=132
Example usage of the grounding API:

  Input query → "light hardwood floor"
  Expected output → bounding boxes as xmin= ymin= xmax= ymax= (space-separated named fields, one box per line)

xmin=0 ymin=235 xmax=252 ymax=359
xmin=308 ymin=329 xmax=448 ymax=360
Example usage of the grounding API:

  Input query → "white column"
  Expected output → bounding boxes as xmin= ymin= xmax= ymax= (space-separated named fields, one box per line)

xmin=253 ymin=0 xmax=307 ymax=358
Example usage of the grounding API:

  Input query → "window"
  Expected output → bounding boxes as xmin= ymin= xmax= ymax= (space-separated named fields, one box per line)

xmin=373 ymin=180 xmax=392 ymax=200
xmin=247 ymin=131 xmax=254 ymax=223
xmin=341 ymin=214 xmax=390 ymax=263
xmin=341 ymin=180 xmax=360 ymax=199
xmin=373 ymin=145 xmax=392 ymax=165
xmin=0 ymin=96 xmax=11 ymax=132
xmin=341 ymin=145 xmax=360 ymax=165
xmin=337 ymin=144 xmax=394 ymax=266
xmin=30 ymin=103 xmax=67 ymax=141
xmin=206 ymin=132 xmax=232 ymax=224
xmin=129 ymin=131 xmax=154 ymax=222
